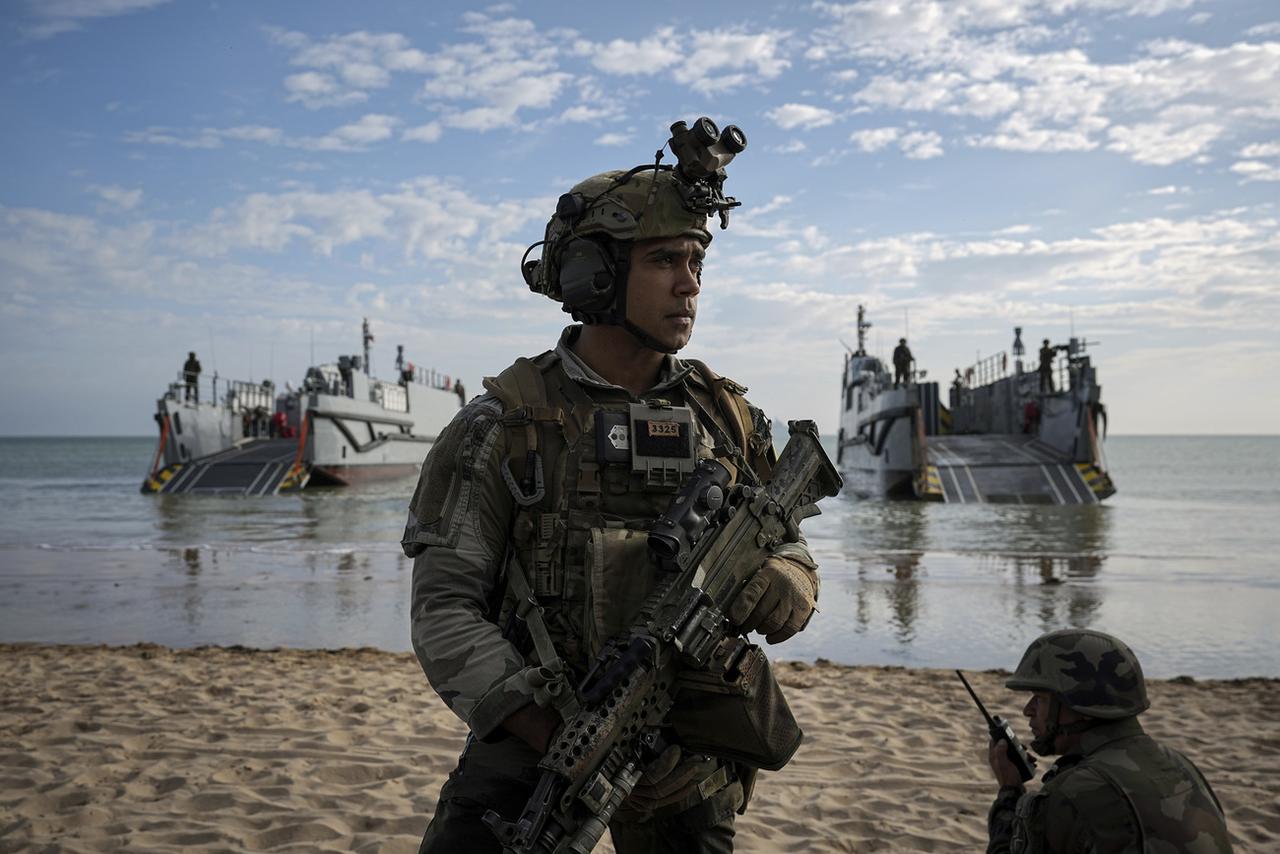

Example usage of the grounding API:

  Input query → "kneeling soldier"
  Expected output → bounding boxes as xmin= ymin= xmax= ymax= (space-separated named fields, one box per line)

xmin=987 ymin=629 xmax=1233 ymax=853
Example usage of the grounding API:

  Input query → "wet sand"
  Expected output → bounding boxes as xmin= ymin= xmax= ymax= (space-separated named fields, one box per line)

xmin=1 ymin=644 xmax=1276 ymax=852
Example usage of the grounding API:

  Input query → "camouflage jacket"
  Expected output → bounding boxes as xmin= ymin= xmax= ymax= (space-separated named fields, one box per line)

xmin=402 ymin=326 xmax=816 ymax=741
xmin=988 ymin=717 xmax=1233 ymax=853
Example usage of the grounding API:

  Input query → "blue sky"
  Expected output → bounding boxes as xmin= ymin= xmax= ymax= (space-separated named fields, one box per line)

xmin=2 ymin=0 xmax=1278 ymax=436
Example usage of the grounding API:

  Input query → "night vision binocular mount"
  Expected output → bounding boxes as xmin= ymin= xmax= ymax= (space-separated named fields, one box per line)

xmin=666 ymin=117 xmax=746 ymax=230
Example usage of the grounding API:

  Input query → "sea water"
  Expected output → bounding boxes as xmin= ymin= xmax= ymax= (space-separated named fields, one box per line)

xmin=0 ymin=435 xmax=1275 ymax=678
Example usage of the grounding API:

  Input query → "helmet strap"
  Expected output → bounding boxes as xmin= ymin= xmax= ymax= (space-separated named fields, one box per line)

xmin=1030 ymin=694 xmax=1062 ymax=756
xmin=568 ymin=241 xmax=681 ymax=356
xmin=1032 ymin=694 xmax=1099 ymax=755
xmin=621 ymin=317 xmax=679 ymax=355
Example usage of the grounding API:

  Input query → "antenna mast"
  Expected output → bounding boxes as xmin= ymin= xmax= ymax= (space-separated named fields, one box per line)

xmin=362 ymin=318 xmax=374 ymax=376
xmin=856 ymin=305 xmax=872 ymax=356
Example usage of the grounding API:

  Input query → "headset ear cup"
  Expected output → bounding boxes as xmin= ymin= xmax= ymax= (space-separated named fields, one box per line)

xmin=522 ymin=258 xmax=541 ymax=288
xmin=558 ymin=237 xmax=617 ymax=315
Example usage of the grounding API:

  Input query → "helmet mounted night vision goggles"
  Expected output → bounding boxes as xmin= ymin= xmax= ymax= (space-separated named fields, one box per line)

xmin=521 ymin=117 xmax=747 ymax=353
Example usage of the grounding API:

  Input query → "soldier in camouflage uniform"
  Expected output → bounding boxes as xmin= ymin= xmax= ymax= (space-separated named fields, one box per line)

xmin=987 ymin=629 xmax=1233 ymax=853
xmin=402 ymin=122 xmax=821 ymax=853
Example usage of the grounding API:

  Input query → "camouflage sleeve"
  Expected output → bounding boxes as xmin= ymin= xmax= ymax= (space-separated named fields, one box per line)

xmin=402 ymin=396 xmax=536 ymax=741
xmin=986 ymin=784 xmax=1024 ymax=854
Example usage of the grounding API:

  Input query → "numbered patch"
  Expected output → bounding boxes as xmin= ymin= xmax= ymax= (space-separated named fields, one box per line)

xmin=648 ymin=421 xmax=680 ymax=438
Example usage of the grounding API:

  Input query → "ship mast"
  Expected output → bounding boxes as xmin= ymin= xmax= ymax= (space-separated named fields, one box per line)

xmin=362 ymin=318 xmax=374 ymax=376
xmin=855 ymin=305 xmax=871 ymax=356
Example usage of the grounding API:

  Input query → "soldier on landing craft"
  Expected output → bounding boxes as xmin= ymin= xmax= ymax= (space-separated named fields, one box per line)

xmin=893 ymin=338 xmax=913 ymax=387
xmin=1038 ymin=339 xmax=1056 ymax=394
xmin=402 ymin=119 xmax=821 ymax=853
xmin=987 ymin=629 xmax=1233 ymax=853
xmin=182 ymin=351 xmax=201 ymax=403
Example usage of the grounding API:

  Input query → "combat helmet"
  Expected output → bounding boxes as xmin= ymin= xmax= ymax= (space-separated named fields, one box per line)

xmin=1008 ymin=628 xmax=1150 ymax=718
xmin=521 ymin=118 xmax=746 ymax=354
xmin=1007 ymin=629 xmax=1149 ymax=755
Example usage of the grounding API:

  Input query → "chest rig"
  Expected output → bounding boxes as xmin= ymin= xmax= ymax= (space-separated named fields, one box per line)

xmin=482 ymin=351 xmax=771 ymax=686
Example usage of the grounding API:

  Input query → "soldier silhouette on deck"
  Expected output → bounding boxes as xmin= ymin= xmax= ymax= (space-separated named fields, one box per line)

xmin=182 ymin=352 xmax=201 ymax=403
xmin=893 ymin=338 xmax=913 ymax=387
xmin=1038 ymin=339 xmax=1056 ymax=393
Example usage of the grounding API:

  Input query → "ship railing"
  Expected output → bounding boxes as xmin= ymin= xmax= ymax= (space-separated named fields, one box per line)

xmin=410 ymin=365 xmax=458 ymax=392
xmin=165 ymin=372 xmax=276 ymax=412
xmin=960 ymin=351 xmax=1010 ymax=389
xmin=166 ymin=371 xmax=224 ymax=407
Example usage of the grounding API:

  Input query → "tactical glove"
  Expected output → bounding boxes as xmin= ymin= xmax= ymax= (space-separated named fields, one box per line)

xmin=727 ymin=556 xmax=819 ymax=644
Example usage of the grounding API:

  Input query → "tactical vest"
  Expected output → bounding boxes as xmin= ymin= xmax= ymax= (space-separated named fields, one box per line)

xmin=482 ymin=349 xmax=772 ymax=678
xmin=1014 ymin=733 xmax=1232 ymax=854
xmin=1084 ymin=735 xmax=1232 ymax=854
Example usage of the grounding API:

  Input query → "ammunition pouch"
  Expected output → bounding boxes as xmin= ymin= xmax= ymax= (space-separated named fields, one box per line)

xmin=666 ymin=645 xmax=802 ymax=771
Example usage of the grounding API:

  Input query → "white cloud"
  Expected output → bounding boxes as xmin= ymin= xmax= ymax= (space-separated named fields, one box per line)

xmin=283 ymin=71 xmax=368 ymax=110
xmin=125 ymin=117 xmax=398 ymax=153
xmin=271 ymin=29 xmax=428 ymax=108
xmin=968 ymin=114 xmax=1098 ymax=153
xmin=558 ymin=104 xmax=619 ymax=123
xmin=268 ymin=21 xmax=577 ymax=129
xmin=578 ymin=29 xmax=682 ymax=75
xmin=123 ymin=126 xmax=223 ymax=149
xmin=595 ymin=132 xmax=631 ymax=147
xmin=222 ymin=125 xmax=284 ymax=144
xmin=769 ymin=140 xmax=809 ymax=154
xmin=331 ymin=114 xmax=398 ymax=145
xmin=847 ymin=126 xmax=942 ymax=158
xmin=574 ymin=26 xmax=791 ymax=95
xmin=850 ymin=127 xmax=901 ymax=152
xmin=1243 ymin=22 xmax=1280 ymax=38
xmin=402 ymin=123 xmax=443 ymax=143
xmin=810 ymin=4 xmax=1280 ymax=166
xmin=1148 ymin=185 xmax=1187 ymax=195
xmin=88 ymin=184 xmax=142 ymax=210
xmin=18 ymin=0 xmax=171 ymax=40
xmin=674 ymin=30 xmax=791 ymax=94
xmin=1230 ymin=160 xmax=1280 ymax=182
xmin=900 ymin=130 xmax=943 ymax=159
xmin=1240 ymin=141 xmax=1280 ymax=158
xmin=1105 ymin=111 xmax=1223 ymax=165
xmin=766 ymin=103 xmax=838 ymax=130
xmin=176 ymin=177 xmax=546 ymax=263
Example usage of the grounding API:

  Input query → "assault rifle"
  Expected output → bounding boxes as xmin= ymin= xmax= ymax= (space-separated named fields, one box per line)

xmin=483 ymin=420 xmax=841 ymax=853
xmin=955 ymin=670 xmax=1037 ymax=782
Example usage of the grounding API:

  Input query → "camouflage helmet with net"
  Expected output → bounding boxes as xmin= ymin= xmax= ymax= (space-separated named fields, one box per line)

xmin=1006 ymin=628 xmax=1150 ymax=719
xmin=526 ymin=167 xmax=713 ymax=304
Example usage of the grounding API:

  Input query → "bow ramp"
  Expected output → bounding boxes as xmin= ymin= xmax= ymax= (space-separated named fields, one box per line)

xmin=919 ymin=435 xmax=1107 ymax=505
xmin=145 ymin=439 xmax=307 ymax=495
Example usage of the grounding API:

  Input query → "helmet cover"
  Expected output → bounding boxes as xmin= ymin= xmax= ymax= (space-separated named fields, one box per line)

xmin=530 ymin=168 xmax=712 ymax=302
xmin=1006 ymin=628 xmax=1150 ymax=719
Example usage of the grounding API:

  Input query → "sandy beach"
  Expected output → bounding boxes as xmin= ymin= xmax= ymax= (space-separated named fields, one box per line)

xmin=1 ymin=644 xmax=1275 ymax=853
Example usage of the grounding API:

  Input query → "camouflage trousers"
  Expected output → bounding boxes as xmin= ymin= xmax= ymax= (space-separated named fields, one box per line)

xmin=419 ymin=734 xmax=743 ymax=854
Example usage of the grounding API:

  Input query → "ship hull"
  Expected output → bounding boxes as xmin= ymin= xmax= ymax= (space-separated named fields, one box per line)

xmin=309 ymin=462 xmax=422 ymax=486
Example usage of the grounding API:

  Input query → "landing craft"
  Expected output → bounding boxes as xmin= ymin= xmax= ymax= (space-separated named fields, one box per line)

xmin=836 ymin=306 xmax=1115 ymax=504
xmin=142 ymin=320 xmax=461 ymax=495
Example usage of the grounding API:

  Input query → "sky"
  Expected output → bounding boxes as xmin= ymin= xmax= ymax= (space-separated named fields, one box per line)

xmin=2 ymin=0 xmax=1278 ymax=437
